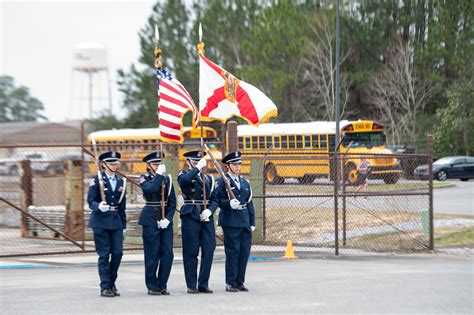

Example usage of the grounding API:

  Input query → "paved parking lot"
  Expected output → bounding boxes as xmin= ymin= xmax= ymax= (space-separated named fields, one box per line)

xmin=1 ymin=251 xmax=472 ymax=314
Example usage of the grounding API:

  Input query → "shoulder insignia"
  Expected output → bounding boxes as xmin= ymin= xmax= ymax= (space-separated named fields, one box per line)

xmin=215 ymin=181 xmax=219 ymax=189
xmin=89 ymin=178 xmax=95 ymax=186
xmin=178 ymin=170 xmax=185 ymax=177
xmin=139 ymin=175 xmax=146 ymax=184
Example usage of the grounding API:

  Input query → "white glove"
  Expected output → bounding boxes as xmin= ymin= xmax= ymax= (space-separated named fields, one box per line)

xmin=123 ymin=229 xmax=127 ymax=236
xmin=250 ymin=226 xmax=255 ymax=232
xmin=200 ymin=209 xmax=212 ymax=221
xmin=159 ymin=218 xmax=170 ymax=229
xmin=196 ymin=158 xmax=207 ymax=171
xmin=230 ymin=199 xmax=240 ymax=210
xmin=98 ymin=201 xmax=110 ymax=212
xmin=156 ymin=164 xmax=166 ymax=176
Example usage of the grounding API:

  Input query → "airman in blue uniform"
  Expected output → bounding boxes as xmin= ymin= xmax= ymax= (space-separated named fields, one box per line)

xmin=211 ymin=151 xmax=255 ymax=292
xmin=87 ymin=151 xmax=127 ymax=297
xmin=178 ymin=150 xmax=217 ymax=294
xmin=138 ymin=152 xmax=176 ymax=296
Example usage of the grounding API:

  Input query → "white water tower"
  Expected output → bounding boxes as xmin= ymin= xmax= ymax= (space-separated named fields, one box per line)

xmin=70 ymin=42 xmax=112 ymax=119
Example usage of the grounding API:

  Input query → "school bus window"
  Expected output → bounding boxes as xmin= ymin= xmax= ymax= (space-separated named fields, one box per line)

xmin=150 ymin=139 xmax=157 ymax=150
xmin=251 ymin=136 xmax=258 ymax=149
xmin=296 ymin=135 xmax=303 ymax=149
xmin=329 ymin=135 xmax=336 ymax=151
xmin=304 ymin=135 xmax=311 ymax=149
xmin=245 ymin=137 xmax=251 ymax=149
xmin=312 ymin=135 xmax=319 ymax=149
xmin=238 ymin=137 xmax=244 ymax=150
xmin=320 ymin=135 xmax=327 ymax=149
xmin=281 ymin=135 xmax=288 ymax=149
xmin=288 ymin=135 xmax=295 ymax=149
xmin=143 ymin=139 xmax=149 ymax=150
xmin=274 ymin=136 xmax=281 ymax=149
xmin=265 ymin=136 xmax=272 ymax=149
xmin=259 ymin=136 xmax=265 ymax=149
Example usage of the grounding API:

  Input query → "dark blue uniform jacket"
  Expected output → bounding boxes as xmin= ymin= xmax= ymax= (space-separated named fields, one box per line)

xmin=138 ymin=173 xmax=176 ymax=227
xmin=212 ymin=174 xmax=255 ymax=228
xmin=178 ymin=168 xmax=217 ymax=221
xmin=87 ymin=173 xmax=127 ymax=230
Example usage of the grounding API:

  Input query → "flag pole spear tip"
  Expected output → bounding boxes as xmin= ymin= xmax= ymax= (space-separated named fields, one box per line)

xmin=155 ymin=25 xmax=159 ymax=42
xmin=197 ymin=22 xmax=204 ymax=55
xmin=199 ymin=22 xmax=202 ymax=42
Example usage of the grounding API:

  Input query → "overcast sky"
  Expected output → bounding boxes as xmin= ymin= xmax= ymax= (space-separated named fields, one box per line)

xmin=1 ymin=0 xmax=156 ymax=122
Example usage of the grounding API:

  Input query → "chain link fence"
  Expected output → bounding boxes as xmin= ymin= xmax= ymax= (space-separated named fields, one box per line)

xmin=0 ymin=142 xmax=432 ymax=257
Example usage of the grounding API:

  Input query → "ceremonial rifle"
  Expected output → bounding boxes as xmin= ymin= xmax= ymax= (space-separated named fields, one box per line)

xmin=91 ymin=137 xmax=106 ymax=202
xmin=202 ymin=144 xmax=236 ymax=200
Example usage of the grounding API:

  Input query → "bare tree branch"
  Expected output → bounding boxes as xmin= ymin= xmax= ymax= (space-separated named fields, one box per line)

xmin=363 ymin=38 xmax=437 ymax=144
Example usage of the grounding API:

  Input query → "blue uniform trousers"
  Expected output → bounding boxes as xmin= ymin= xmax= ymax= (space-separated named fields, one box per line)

xmin=181 ymin=215 xmax=216 ymax=289
xmin=142 ymin=225 xmax=174 ymax=291
xmin=222 ymin=227 xmax=252 ymax=286
xmin=92 ymin=228 xmax=123 ymax=291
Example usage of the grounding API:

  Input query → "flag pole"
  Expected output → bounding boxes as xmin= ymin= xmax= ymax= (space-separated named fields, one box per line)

xmin=198 ymin=22 xmax=207 ymax=210
xmin=155 ymin=25 xmax=166 ymax=221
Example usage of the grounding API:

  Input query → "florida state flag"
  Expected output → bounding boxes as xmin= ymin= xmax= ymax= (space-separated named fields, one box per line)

xmin=198 ymin=53 xmax=278 ymax=125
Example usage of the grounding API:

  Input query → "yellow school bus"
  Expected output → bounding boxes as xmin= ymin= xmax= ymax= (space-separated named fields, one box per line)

xmin=237 ymin=120 xmax=401 ymax=185
xmin=87 ymin=126 xmax=221 ymax=173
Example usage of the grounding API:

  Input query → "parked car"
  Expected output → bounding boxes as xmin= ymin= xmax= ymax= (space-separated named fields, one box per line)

xmin=414 ymin=156 xmax=474 ymax=181
xmin=0 ymin=151 xmax=51 ymax=175
xmin=387 ymin=145 xmax=426 ymax=179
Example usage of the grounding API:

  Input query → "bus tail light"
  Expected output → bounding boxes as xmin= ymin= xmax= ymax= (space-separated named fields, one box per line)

xmin=342 ymin=124 xmax=354 ymax=131
xmin=372 ymin=123 xmax=383 ymax=130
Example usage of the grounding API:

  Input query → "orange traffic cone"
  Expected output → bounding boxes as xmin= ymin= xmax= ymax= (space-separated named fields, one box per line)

xmin=281 ymin=240 xmax=298 ymax=259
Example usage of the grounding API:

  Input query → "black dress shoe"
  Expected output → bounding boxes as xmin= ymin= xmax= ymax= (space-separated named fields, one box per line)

xmin=225 ymin=284 xmax=238 ymax=292
xmin=148 ymin=289 xmax=161 ymax=295
xmin=198 ymin=287 xmax=214 ymax=294
xmin=112 ymin=285 xmax=120 ymax=296
xmin=160 ymin=289 xmax=170 ymax=295
xmin=187 ymin=288 xmax=199 ymax=294
xmin=101 ymin=288 xmax=115 ymax=297
xmin=236 ymin=284 xmax=249 ymax=292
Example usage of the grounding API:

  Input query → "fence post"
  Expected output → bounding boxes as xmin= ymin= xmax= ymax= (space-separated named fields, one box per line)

xmin=64 ymin=160 xmax=85 ymax=243
xmin=342 ymin=153 xmax=347 ymax=247
xmin=164 ymin=155 xmax=181 ymax=246
xmin=20 ymin=160 xmax=33 ymax=237
xmin=427 ymin=135 xmax=434 ymax=249
xmin=333 ymin=152 xmax=339 ymax=255
xmin=250 ymin=158 xmax=264 ymax=243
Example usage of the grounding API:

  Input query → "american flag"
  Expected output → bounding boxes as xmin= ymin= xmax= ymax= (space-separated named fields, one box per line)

xmin=157 ymin=67 xmax=198 ymax=142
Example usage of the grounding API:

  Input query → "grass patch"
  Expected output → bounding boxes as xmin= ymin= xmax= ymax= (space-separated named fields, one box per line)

xmin=434 ymin=227 xmax=474 ymax=247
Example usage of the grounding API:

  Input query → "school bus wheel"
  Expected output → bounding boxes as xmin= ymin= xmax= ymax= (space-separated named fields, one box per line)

xmin=383 ymin=173 xmax=400 ymax=184
xmin=345 ymin=164 xmax=361 ymax=186
xmin=265 ymin=163 xmax=283 ymax=185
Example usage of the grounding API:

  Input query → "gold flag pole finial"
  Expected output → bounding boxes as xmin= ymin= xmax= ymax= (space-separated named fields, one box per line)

xmin=197 ymin=22 xmax=205 ymax=55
